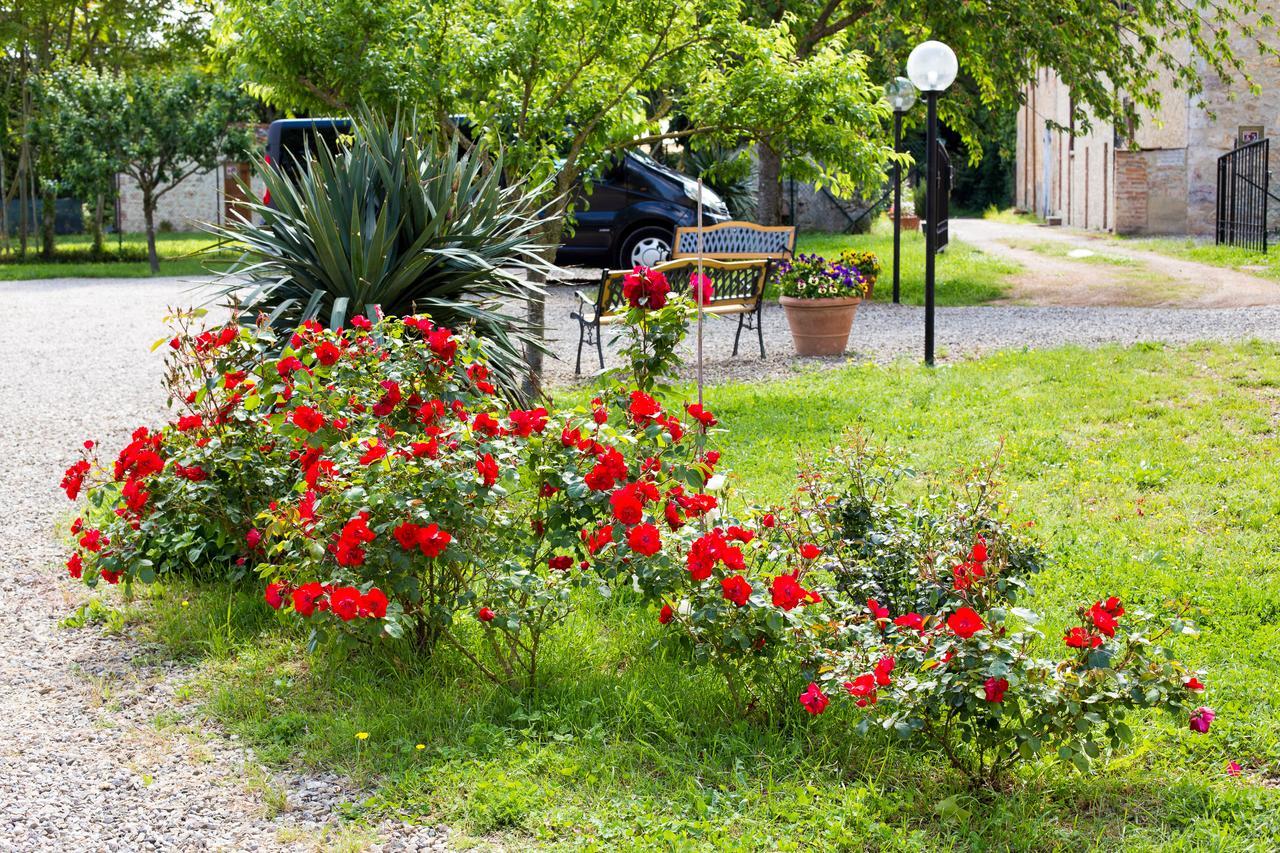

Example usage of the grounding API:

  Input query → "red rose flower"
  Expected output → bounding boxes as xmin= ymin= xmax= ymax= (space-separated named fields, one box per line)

xmin=947 ymin=606 xmax=985 ymax=639
xmin=970 ymin=536 xmax=988 ymax=563
xmin=874 ymin=655 xmax=895 ymax=686
xmin=476 ymin=453 xmax=499 ymax=487
xmin=264 ymin=582 xmax=288 ymax=609
xmin=658 ymin=603 xmax=675 ymax=624
xmin=685 ymin=403 xmax=717 ymax=428
xmin=770 ymin=573 xmax=820 ymax=611
xmin=844 ymin=673 xmax=877 ymax=707
xmin=799 ymin=543 xmax=821 ymax=560
xmin=291 ymin=406 xmax=325 ymax=433
xmin=893 ymin=612 xmax=924 ymax=631
xmin=548 ymin=555 xmax=574 ymax=571
xmin=761 ymin=513 xmax=777 ymax=528
xmin=359 ymin=587 xmax=389 ymax=618
xmin=477 ymin=607 xmax=496 ymax=623
xmin=984 ymin=677 xmax=1009 ymax=703
xmin=799 ymin=682 xmax=829 ymax=716
xmin=291 ymin=582 xmax=326 ymax=617
xmin=359 ymin=441 xmax=389 ymax=466
xmin=584 ymin=525 xmax=614 ymax=555
xmin=66 ymin=553 xmax=83 ymax=579
xmin=1185 ymin=677 xmax=1206 ymax=692
xmin=867 ymin=598 xmax=889 ymax=621
xmin=329 ymin=586 xmax=361 ymax=621
xmin=720 ymin=574 xmax=752 ymax=606
xmin=628 ymin=391 xmax=663 ymax=425
xmin=61 ymin=460 xmax=91 ymax=500
xmin=627 ymin=523 xmax=663 ymax=556
xmin=1064 ymin=626 xmax=1102 ymax=649
xmin=315 ymin=341 xmax=342 ymax=365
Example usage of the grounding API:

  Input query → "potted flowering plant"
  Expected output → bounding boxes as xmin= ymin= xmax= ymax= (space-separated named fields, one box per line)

xmin=776 ymin=254 xmax=867 ymax=356
xmin=838 ymin=250 xmax=881 ymax=299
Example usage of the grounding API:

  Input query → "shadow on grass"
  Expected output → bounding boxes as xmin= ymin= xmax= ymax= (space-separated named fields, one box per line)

xmin=132 ymin=577 xmax=1278 ymax=850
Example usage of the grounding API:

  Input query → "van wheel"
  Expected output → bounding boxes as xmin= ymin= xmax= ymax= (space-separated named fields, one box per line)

xmin=616 ymin=225 xmax=673 ymax=269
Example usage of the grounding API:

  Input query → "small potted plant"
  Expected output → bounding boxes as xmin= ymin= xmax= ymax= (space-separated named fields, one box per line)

xmin=838 ymin=250 xmax=881 ymax=300
xmin=777 ymin=254 xmax=867 ymax=356
xmin=893 ymin=188 xmax=920 ymax=231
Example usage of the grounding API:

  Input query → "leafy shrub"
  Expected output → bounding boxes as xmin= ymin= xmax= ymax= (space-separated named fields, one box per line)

xmin=790 ymin=440 xmax=1211 ymax=784
xmin=209 ymin=110 xmax=556 ymax=399
xmin=254 ymin=314 xmax=718 ymax=687
xmin=61 ymin=309 xmax=288 ymax=585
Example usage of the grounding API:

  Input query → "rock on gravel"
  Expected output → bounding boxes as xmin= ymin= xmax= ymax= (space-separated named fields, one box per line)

xmin=0 ymin=277 xmax=447 ymax=851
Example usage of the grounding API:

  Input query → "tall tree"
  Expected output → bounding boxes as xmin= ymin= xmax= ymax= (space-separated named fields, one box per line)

xmin=212 ymin=0 xmax=892 ymax=388
xmin=112 ymin=72 xmax=254 ymax=272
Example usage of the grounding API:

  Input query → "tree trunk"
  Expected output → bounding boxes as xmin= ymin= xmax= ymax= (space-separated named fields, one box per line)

xmin=92 ymin=194 xmax=105 ymax=256
xmin=40 ymin=187 xmax=55 ymax=260
xmin=142 ymin=188 xmax=160 ymax=273
xmin=756 ymin=142 xmax=783 ymax=226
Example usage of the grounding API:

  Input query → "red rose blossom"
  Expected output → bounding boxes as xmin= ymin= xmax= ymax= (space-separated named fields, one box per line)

xmin=720 ymin=574 xmax=752 ymax=606
xmin=947 ymin=606 xmax=985 ymax=639
xmin=799 ymin=682 xmax=829 ymax=715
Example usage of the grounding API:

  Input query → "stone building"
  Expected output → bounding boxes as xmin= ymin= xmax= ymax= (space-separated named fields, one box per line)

xmin=1014 ymin=13 xmax=1280 ymax=236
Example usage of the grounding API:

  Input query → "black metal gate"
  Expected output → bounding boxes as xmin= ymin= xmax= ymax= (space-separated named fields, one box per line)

xmin=1216 ymin=138 xmax=1270 ymax=253
xmin=932 ymin=138 xmax=951 ymax=251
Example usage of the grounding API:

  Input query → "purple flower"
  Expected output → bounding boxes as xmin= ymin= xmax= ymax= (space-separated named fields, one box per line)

xmin=1189 ymin=706 xmax=1215 ymax=733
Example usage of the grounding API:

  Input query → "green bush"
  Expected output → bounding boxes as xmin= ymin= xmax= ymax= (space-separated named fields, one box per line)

xmin=209 ymin=110 xmax=557 ymax=398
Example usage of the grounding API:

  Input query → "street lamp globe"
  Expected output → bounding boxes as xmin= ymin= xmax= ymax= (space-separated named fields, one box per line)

xmin=906 ymin=40 xmax=958 ymax=92
xmin=885 ymin=77 xmax=917 ymax=113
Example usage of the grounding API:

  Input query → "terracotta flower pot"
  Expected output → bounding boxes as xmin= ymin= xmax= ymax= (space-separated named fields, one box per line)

xmin=779 ymin=295 xmax=861 ymax=356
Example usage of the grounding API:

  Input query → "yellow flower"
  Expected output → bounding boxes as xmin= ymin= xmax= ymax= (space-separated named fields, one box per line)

xmin=181 ymin=600 xmax=189 ymax=607
xmin=355 ymin=731 xmax=369 ymax=741
xmin=415 ymin=744 xmax=425 ymax=751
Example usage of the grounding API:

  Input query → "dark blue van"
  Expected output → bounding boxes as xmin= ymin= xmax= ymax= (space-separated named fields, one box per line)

xmin=265 ymin=118 xmax=731 ymax=269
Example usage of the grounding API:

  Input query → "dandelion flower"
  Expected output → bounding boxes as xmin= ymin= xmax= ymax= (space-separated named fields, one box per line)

xmin=355 ymin=731 xmax=369 ymax=741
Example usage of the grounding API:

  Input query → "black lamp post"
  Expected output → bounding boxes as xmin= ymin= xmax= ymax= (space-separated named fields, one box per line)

xmin=885 ymin=77 xmax=917 ymax=305
xmin=907 ymin=40 xmax=957 ymax=366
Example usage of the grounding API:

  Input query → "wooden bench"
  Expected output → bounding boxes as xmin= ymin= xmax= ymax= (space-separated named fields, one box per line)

xmin=571 ymin=257 xmax=771 ymax=374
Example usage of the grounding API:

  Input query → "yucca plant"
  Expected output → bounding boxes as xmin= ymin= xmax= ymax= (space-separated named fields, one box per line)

xmin=206 ymin=110 xmax=558 ymax=400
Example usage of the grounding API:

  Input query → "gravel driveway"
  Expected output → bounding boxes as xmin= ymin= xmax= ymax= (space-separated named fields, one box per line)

xmin=3 ymin=274 xmax=1280 ymax=850
xmin=0 ymin=278 xmax=445 ymax=851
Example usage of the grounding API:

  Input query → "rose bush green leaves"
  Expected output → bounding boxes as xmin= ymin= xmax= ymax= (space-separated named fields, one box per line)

xmin=60 ymin=275 xmax=1213 ymax=786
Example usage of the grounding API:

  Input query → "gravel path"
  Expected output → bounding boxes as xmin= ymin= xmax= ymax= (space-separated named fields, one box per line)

xmin=3 ymin=273 xmax=1279 ymax=850
xmin=0 ymin=278 xmax=446 ymax=851
xmin=539 ymin=287 xmax=1280 ymax=386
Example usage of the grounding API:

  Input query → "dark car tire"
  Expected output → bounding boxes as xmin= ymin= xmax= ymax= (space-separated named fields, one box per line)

xmin=615 ymin=224 xmax=674 ymax=269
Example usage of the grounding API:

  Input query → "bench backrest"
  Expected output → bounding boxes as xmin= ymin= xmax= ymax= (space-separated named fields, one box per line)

xmin=672 ymin=221 xmax=796 ymax=260
xmin=596 ymin=257 xmax=770 ymax=316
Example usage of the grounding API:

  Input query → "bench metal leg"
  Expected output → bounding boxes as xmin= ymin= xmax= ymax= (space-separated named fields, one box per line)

xmin=732 ymin=313 xmax=745 ymax=357
xmin=595 ymin=323 xmax=604 ymax=370
xmin=756 ymin=305 xmax=766 ymax=359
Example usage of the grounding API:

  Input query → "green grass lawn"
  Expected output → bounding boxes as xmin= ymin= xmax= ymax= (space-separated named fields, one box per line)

xmin=0 ymin=232 xmax=233 ymax=280
xmin=114 ymin=341 xmax=1280 ymax=850
xmin=797 ymin=219 xmax=1021 ymax=306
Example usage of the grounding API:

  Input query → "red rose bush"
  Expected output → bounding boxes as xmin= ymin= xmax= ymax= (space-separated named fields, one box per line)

xmin=789 ymin=441 xmax=1211 ymax=784
xmin=59 ymin=274 xmax=1213 ymax=784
